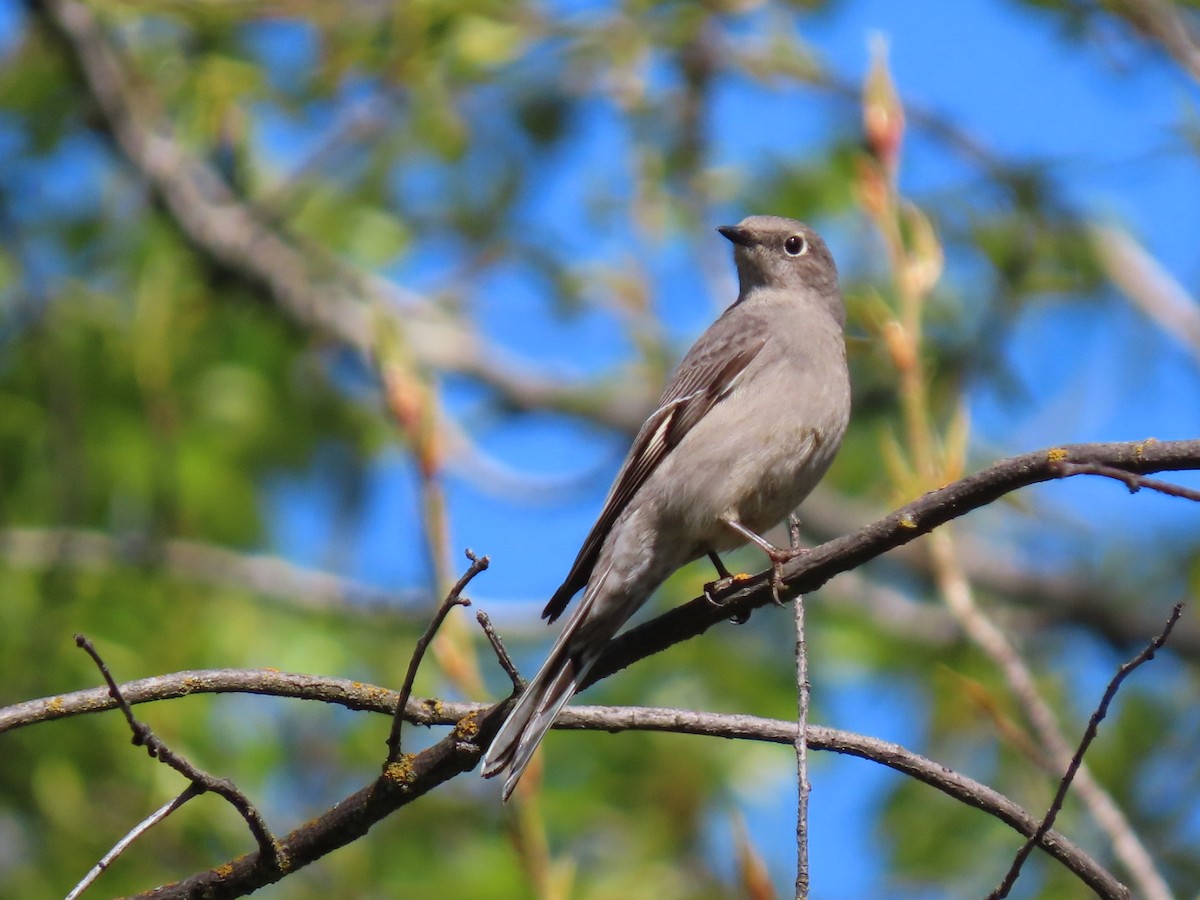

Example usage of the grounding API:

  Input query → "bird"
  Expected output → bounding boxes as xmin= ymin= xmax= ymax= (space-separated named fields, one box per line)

xmin=481 ymin=215 xmax=851 ymax=801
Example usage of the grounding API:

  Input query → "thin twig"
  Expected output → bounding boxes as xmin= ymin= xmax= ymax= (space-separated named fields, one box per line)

xmin=385 ymin=549 xmax=489 ymax=764
xmin=793 ymin=591 xmax=811 ymax=899
xmin=66 ymin=785 xmax=203 ymax=900
xmin=378 ymin=348 xmax=484 ymax=699
xmin=1054 ymin=460 xmax=1200 ymax=503
xmin=476 ymin=610 xmax=524 ymax=690
xmin=73 ymin=635 xmax=279 ymax=867
xmin=789 ymin=514 xmax=810 ymax=900
xmin=256 ymin=94 xmax=391 ymax=216
xmin=927 ymin=525 xmax=1171 ymax=900
xmin=988 ymin=603 xmax=1184 ymax=900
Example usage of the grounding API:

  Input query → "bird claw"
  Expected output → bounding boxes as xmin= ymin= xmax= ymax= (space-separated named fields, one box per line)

xmin=769 ymin=562 xmax=787 ymax=606
xmin=703 ymin=572 xmax=752 ymax=606
xmin=766 ymin=545 xmax=808 ymax=605
xmin=766 ymin=517 xmax=809 ymax=603
xmin=705 ymin=573 xmax=755 ymax=623
xmin=703 ymin=580 xmax=724 ymax=605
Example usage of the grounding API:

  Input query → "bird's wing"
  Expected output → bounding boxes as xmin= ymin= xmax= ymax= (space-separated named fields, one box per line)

xmin=542 ymin=309 xmax=769 ymax=622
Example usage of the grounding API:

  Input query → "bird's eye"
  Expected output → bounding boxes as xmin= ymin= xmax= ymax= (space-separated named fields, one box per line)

xmin=784 ymin=234 xmax=808 ymax=256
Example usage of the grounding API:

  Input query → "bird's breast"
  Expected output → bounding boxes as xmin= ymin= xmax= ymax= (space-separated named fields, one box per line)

xmin=651 ymin=385 xmax=847 ymax=549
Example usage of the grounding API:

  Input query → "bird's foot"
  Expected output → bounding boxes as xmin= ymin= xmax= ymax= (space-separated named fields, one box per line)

xmin=703 ymin=571 xmax=752 ymax=606
xmin=704 ymin=572 xmax=756 ymax=623
xmin=763 ymin=514 xmax=809 ymax=604
xmin=765 ymin=547 xmax=808 ymax=605
xmin=706 ymin=550 xmax=733 ymax=582
xmin=721 ymin=514 xmax=810 ymax=604
xmin=763 ymin=515 xmax=804 ymax=603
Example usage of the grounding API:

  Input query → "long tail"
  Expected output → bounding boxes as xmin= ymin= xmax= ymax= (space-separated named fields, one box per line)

xmin=481 ymin=592 xmax=607 ymax=801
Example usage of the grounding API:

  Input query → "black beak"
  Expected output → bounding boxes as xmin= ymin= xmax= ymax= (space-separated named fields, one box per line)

xmin=717 ymin=225 xmax=754 ymax=247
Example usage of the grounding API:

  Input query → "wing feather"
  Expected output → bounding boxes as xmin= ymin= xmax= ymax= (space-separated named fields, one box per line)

xmin=542 ymin=308 xmax=769 ymax=622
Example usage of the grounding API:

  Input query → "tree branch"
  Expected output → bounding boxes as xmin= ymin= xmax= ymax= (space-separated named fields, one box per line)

xmin=385 ymin=550 xmax=488 ymax=763
xmin=477 ymin=610 xmax=525 ymax=690
xmin=988 ymin=603 xmax=1184 ymax=899
xmin=797 ymin=489 xmax=1200 ymax=658
xmin=789 ymin=516 xmax=811 ymax=899
xmin=584 ymin=439 xmax=1200 ymax=686
xmin=1091 ymin=225 xmax=1200 ymax=366
xmin=1107 ymin=0 xmax=1200 ymax=84
xmin=0 ymin=668 xmax=1127 ymax=899
xmin=72 ymin=636 xmax=280 ymax=870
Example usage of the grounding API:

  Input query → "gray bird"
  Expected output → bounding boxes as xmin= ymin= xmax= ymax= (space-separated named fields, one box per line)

xmin=481 ymin=215 xmax=851 ymax=800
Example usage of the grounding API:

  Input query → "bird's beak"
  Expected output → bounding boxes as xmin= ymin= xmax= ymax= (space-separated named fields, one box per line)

xmin=717 ymin=225 xmax=754 ymax=247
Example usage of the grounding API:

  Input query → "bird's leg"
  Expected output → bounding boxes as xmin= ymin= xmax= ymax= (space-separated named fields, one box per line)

xmin=722 ymin=517 xmax=807 ymax=605
xmin=700 ymin=549 xmax=753 ymax=619
xmin=707 ymin=550 xmax=732 ymax=581
xmin=703 ymin=550 xmax=751 ymax=611
xmin=703 ymin=551 xmax=754 ymax=624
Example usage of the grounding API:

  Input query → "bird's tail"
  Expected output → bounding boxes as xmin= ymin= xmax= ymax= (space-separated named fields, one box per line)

xmin=481 ymin=593 xmax=607 ymax=801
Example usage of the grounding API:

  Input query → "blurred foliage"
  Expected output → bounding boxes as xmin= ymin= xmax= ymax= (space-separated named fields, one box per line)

xmin=0 ymin=0 xmax=1198 ymax=897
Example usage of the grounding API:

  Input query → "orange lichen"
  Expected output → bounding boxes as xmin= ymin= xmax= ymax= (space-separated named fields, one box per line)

xmin=385 ymin=756 xmax=416 ymax=785
xmin=453 ymin=710 xmax=480 ymax=741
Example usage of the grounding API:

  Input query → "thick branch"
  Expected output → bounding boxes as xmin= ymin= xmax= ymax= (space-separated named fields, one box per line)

xmin=798 ymin=490 xmax=1200 ymax=658
xmin=585 ymin=439 xmax=1200 ymax=685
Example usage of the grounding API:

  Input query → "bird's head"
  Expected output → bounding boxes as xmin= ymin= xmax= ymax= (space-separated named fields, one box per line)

xmin=717 ymin=216 xmax=843 ymax=323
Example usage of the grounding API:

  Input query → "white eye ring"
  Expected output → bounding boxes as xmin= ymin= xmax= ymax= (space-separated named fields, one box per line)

xmin=784 ymin=234 xmax=808 ymax=256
